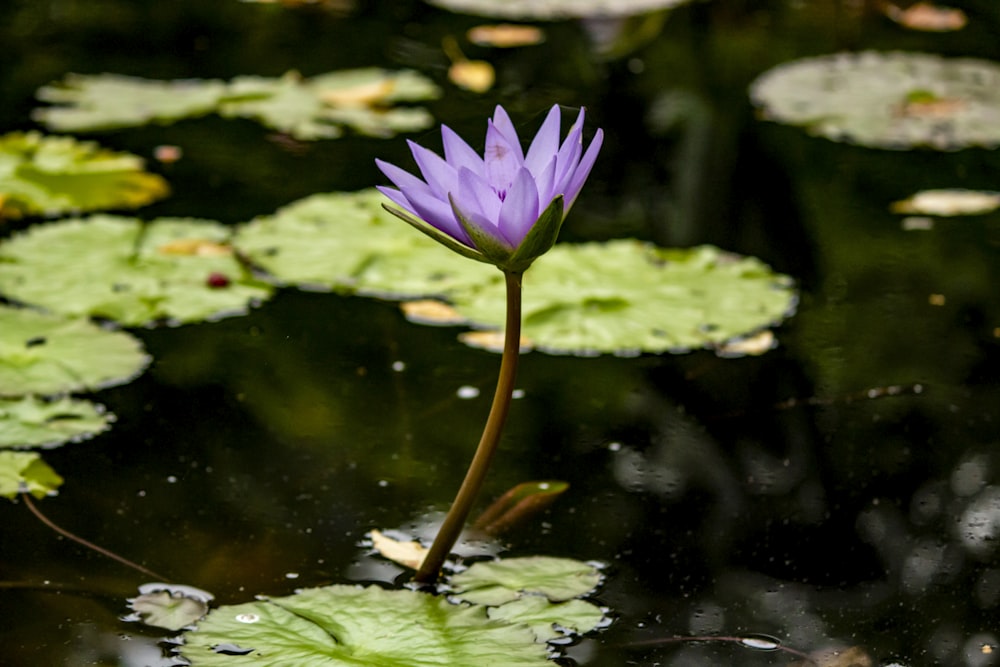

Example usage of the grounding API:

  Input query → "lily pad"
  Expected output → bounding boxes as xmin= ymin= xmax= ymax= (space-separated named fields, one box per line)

xmin=34 ymin=69 xmax=440 ymax=141
xmin=450 ymin=556 xmax=604 ymax=605
xmin=0 ymin=216 xmax=273 ymax=326
xmin=234 ymin=189 xmax=496 ymax=297
xmin=448 ymin=242 xmax=796 ymax=356
xmin=749 ymin=51 xmax=1000 ymax=150
xmin=424 ymin=0 xmax=693 ymax=19
xmin=0 ymin=396 xmax=113 ymax=448
xmin=33 ymin=74 xmax=228 ymax=132
xmin=487 ymin=596 xmax=607 ymax=642
xmin=0 ymin=450 xmax=63 ymax=499
xmin=0 ymin=306 xmax=150 ymax=397
xmin=0 ymin=131 xmax=169 ymax=219
xmin=129 ymin=583 xmax=214 ymax=632
xmin=181 ymin=584 xmax=550 ymax=666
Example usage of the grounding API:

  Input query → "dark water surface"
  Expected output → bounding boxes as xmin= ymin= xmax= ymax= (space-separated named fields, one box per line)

xmin=3 ymin=1 xmax=1000 ymax=665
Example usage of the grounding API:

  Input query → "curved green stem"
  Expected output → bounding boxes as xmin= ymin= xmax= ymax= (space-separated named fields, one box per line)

xmin=414 ymin=270 xmax=523 ymax=584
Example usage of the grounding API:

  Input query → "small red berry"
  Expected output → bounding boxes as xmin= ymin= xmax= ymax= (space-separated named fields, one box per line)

xmin=206 ymin=272 xmax=230 ymax=288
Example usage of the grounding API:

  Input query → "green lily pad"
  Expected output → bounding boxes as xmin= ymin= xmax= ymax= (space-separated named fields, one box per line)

xmin=33 ymin=69 xmax=440 ymax=141
xmin=0 ymin=216 xmax=274 ymax=326
xmin=0 ymin=396 xmax=113 ymax=449
xmin=449 ymin=242 xmax=796 ymax=356
xmin=424 ymin=0 xmax=692 ymax=19
xmin=0 ymin=131 xmax=169 ymax=219
xmin=749 ymin=51 xmax=1000 ymax=150
xmin=221 ymin=69 xmax=439 ymax=140
xmin=129 ymin=583 xmax=214 ymax=632
xmin=450 ymin=557 xmax=604 ymax=605
xmin=487 ymin=596 xmax=607 ymax=642
xmin=181 ymin=584 xmax=550 ymax=666
xmin=33 ymin=73 xmax=228 ymax=132
xmin=0 ymin=450 xmax=63 ymax=499
xmin=0 ymin=306 xmax=150 ymax=397
xmin=234 ymin=189 xmax=496 ymax=297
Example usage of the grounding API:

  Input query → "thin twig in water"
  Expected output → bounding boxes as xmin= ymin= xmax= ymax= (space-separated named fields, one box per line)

xmin=21 ymin=491 xmax=169 ymax=582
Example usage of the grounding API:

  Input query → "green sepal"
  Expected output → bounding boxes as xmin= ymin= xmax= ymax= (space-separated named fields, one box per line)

xmin=380 ymin=204 xmax=491 ymax=265
xmin=449 ymin=195 xmax=515 ymax=267
xmin=504 ymin=196 xmax=565 ymax=273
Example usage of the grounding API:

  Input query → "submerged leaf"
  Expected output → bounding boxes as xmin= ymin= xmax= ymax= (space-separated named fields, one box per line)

xmin=0 ymin=306 xmax=149 ymax=397
xmin=450 ymin=556 xmax=603 ymax=605
xmin=750 ymin=51 xmax=1000 ymax=150
xmin=0 ymin=216 xmax=273 ymax=326
xmin=0 ymin=396 xmax=113 ymax=449
xmin=0 ymin=450 xmax=63 ymax=499
xmin=129 ymin=583 xmax=214 ymax=631
xmin=370 ymin=529 xmax=428 ymax=569
xmin=0 ymin=132 xmax=168 ymax=218
xmin=181 ymin=584 xmax=550 ymax=666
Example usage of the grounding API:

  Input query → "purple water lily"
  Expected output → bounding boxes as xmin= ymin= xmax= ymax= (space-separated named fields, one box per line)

xmin=376 ymin=104 xmax=603 ymax=272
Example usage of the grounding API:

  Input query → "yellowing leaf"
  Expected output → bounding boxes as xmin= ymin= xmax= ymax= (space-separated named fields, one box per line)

xmin=369 ymin=529 xmax=428 ymax=569
xmin=458 ymin=330 xmax=534 ymax=353
xmin=467 ymin=24 xmax=545 ymax=48
xmin=717 ymin=330 xmax=776 ymax=357
xmin=320 ymin=80 xmax=395 ymax=108
xmin=157 ymin=238 xmax=233 ymax=256
xmin=400 ymin=299 xmax=467 ymax=325
xmin=449 ymin=61 xmax=495 ymax=93
xmin=891 ymin=189 xmax=1000 ymax=216
xmin=883 ymin=2 xmax=967 ymax=32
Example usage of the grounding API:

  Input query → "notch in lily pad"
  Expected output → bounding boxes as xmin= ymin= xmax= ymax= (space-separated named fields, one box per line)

xmin=0 ymin=396 xmax=114 ymax=449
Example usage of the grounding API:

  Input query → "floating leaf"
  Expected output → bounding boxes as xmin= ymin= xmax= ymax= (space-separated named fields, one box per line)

xmin=370 ymin=529 xmax=428 ymax=570
xmin=450 ymin=557 xmax=603 ymax=605
xmin=750 ymin=51 xmax=1000 ymax=150
xmin=882 ymin=2 xmax=967 ymax=32
xmin=0 ymin=216 xmax=273 ymax=326
xmin=0 ymin=306 xmax=149 ymax=397
xmin=891 ymin=189 xmax=1000 ymax=216
xmin=424 ymin=0 xmax=693 ymax=20
xmin=449 ymin=242 xmax=796 ymax=356
xmin=129 ymin=583 xmax=214 ymax=632
xmin=33 ymin=70 xmax=439 ymax=140
xmin=488 ymin=596 xmax=606 ymax=642
xmin=181 ymin=584 xmax=550 ymax=666
xmin=233 ymin=189 xmax=495 ymax=297
xmin=0 ymin=132 xmax=168 ymax=219
xmin=0 ymin=450 xmax=63 ymax=499
xmin=0 ymin=396 xmax=113 ymax=449
xmin=33 ymin=74 xmax=228 ymax=132
xmin=467 ymin=24 xmax=546 ymax=48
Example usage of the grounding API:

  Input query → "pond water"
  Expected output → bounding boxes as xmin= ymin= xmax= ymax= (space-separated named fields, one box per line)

xmin=3 ymin=1 xmax=1000 ymax=665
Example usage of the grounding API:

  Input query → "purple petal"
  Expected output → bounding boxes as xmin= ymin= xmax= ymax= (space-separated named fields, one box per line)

xmin=457 ymin=167 xmax=502 ymax=223
xmin=484 ymin=120 xmax=522 ymax=193
xmin=551 ymin=120 xmax=584 ymax=194
xmin=408 ymin=141 xmax=458 ymax=200
xmin=533 ymin=156 xmax=558 ymax=207
xmin=490 ymin=106 xmax=525 ymax=163
xmin=402 ymin=186 xmax=472 ymax=246
xmin=376 ymin=185 xmax=416 ymax=213
xmin=498 ymin=167 xmax=540 ymax=246
xmin=563 ymin=128 xmax=604 ymax=212
xmin=376 ymin=158 xmax=432 ymax=195
xmin=524 ymin=105 xmax=561 ymax=176
xmin=442 ymin=125 xmax=485 ymax=178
